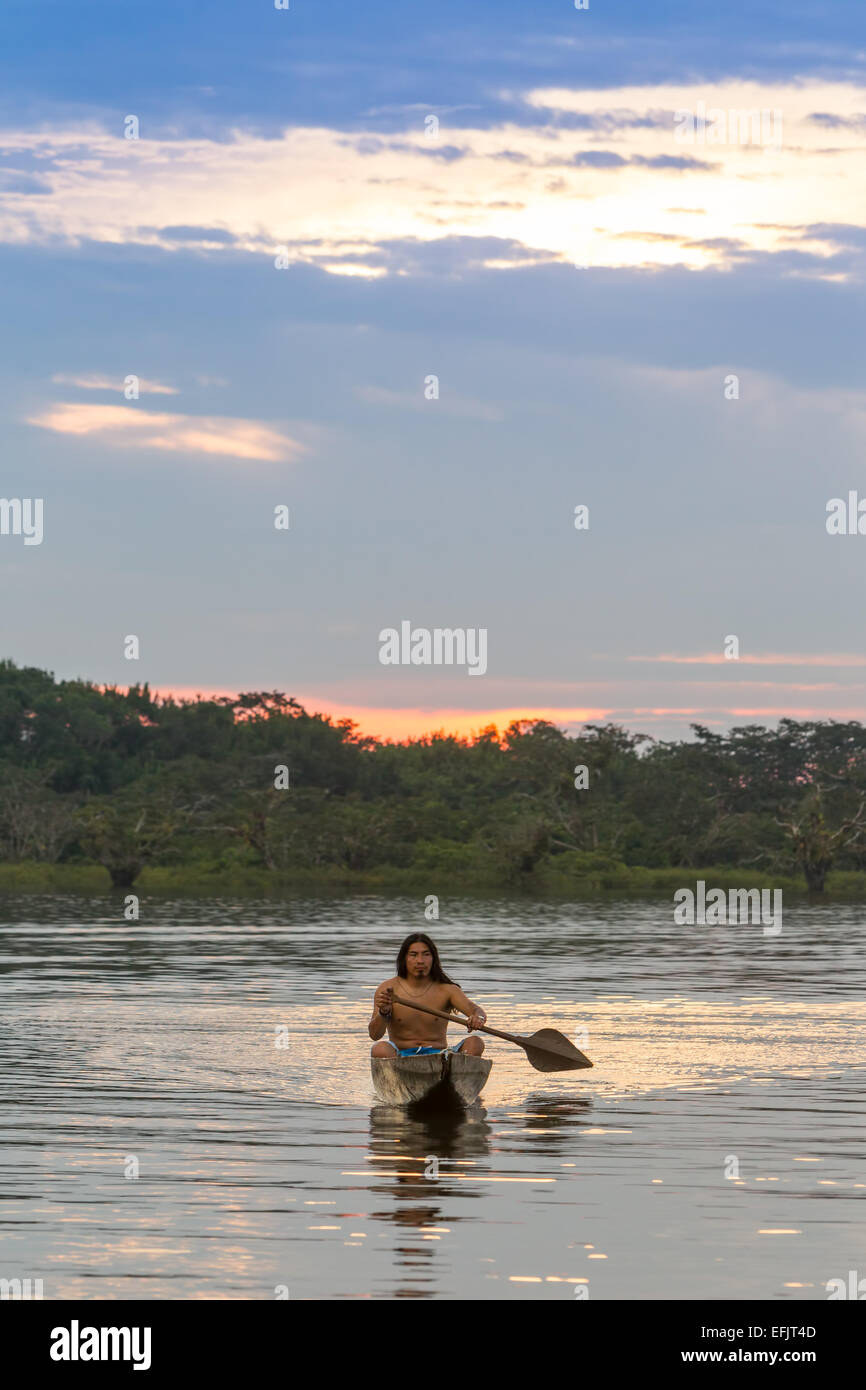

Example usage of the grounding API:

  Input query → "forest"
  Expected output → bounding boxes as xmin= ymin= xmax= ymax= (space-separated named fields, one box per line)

xmin=2 ymin=659 xmax=866 ymax=895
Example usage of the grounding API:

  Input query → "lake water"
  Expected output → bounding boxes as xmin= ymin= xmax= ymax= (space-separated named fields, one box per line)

xmin=1 ymin=893 xmax=864 ymax=1301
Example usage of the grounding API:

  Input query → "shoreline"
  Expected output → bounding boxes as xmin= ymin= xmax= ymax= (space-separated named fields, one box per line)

xmin=2 ymin=860 xmax=866 ymax=900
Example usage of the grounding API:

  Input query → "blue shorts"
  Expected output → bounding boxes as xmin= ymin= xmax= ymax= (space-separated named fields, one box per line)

xmin=384 ymin=1037 xmax=467 ymax=1058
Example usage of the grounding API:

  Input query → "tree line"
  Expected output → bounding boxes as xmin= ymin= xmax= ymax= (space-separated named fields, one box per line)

xmin=1 ymin=659 xmax=865 ymax=892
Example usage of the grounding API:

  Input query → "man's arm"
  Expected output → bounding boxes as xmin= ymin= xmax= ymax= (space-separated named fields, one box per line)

xmin=368 ymin=981 xmax=394 ymax=1040
xmin=448 ymin=986 xmax=487 ymax=1032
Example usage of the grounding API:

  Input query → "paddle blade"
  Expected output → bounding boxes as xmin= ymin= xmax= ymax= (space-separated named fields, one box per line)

xmin=522 ymin=1028 xmax=593 ymax=1073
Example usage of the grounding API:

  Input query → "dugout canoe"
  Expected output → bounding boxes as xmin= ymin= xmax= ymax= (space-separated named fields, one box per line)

xmin=371 ymin=1050 xmax=492 ymax=1108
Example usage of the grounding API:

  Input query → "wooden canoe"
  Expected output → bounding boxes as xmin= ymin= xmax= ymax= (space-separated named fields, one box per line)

xmin=371 ymin=1050 xmax=492 ymax=1108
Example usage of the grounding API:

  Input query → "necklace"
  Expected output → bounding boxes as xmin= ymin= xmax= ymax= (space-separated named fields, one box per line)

xmin=404 ymin=978 xmax=435 ymax=999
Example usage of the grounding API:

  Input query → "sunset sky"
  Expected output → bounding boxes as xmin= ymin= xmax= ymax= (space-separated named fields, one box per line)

xmin=2 ymin=0 xmax=865 ymax=741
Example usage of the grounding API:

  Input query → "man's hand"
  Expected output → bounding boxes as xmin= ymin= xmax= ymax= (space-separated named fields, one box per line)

xmin=467 ymin=1009 xmax=487 ymax=1031
xmin=375 ymin=984 xmax=393 ymax=1017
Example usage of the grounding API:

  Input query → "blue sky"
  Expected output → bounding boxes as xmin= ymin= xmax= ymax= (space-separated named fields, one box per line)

xmin=1 ymin=0 xmax=865 ymax=739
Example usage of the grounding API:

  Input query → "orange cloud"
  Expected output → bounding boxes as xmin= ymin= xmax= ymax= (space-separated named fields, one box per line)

xmin=27 ymin=402 xmax=304 ymax=462
xmin=630 ymin=706 xmax=866 ymax=721
xmin=728 ymin=707 xmax=866 ymax=719
xmin=629 ymin=653 xmax=866 ymax=667
xmin=51 ymin=372 xmax=178 ymax=395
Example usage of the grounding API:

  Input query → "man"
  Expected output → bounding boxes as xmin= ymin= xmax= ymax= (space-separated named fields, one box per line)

xmin=369 ymin=932 xmax=486 ymax=1058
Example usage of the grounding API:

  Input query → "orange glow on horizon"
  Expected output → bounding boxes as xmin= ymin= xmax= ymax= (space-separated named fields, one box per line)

xmin=101 ymin=685 xmax=866 ymax=740
xmin=143 ymin=690 xmax=613 ymax=741
xmin=630 ymin=652 xmax=866 ymax=667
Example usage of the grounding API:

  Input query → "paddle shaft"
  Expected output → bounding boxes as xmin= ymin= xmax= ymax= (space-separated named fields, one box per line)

xmin=391 ymin=991 xmax=528 ymax=1048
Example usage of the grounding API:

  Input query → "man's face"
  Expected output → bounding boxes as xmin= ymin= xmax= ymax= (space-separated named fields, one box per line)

xmin=406 ymin=943 xmax=433 ymax=977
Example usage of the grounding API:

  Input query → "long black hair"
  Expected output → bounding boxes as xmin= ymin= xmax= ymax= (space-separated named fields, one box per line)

xmin=396 ymin=932 xmax=457 ymax=985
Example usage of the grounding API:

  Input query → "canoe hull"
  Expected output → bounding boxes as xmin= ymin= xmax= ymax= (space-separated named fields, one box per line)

xmin=371 ymin=1051 xmax=492 ymax=1108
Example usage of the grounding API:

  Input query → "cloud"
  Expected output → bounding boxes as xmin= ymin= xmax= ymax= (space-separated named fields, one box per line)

xmin=797 ymin=223 xmax=866 ymax=251
xmin=362 ymin=104 xmax=484 ymax=118
xmin=51 ymin=372 xmax=178 ymax=394
xmin=156 ymin=224 xmax=238 ymax=242
xmin=27 ymin=402 xmax=305 ymax=462
xmin=0 ymin=168 xmax=51 ymax=194
xmin=571 ymin=150 xmax=629 ymax=168
xmin=631 ymin=154 xmax=714 ymax=170
xmin=348 ymin=136 xmax=468 ymax=161
xmin=680 ymin=236 xmax=749 ymax=253
xmin=134 ymin=224 xmax=239 ymax=249
xmin=610 ymin=230 xmax=682 ymax=242
xmin=354 ymin=384 xmax=502 ymax=421
xmin=193 ymin=374 xmax=230 ymax=388
xmin=807 ymin=112 xmax=866 ymax=130
xmin=529 ymin=108 xmax=675 ymax=133
xmin=0 ymin=78 xmax=863 ymax=276
xmin=628 ymin=654 xmax=866 ymax=667
xmin=561 ymin=150 xmax=714 ymax=171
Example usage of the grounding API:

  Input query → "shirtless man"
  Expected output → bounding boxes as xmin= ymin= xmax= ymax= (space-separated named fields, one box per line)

xmin=369 ymin=932 xmax=486 ymax=1057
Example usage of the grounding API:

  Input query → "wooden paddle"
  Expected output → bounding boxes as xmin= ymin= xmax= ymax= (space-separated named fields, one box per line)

xmin=391 ymin=992 xmax=592 ymax=1073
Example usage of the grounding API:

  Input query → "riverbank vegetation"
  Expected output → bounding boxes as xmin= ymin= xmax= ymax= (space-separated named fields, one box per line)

xmin=2 ymin=660 xmax=866 ymax=896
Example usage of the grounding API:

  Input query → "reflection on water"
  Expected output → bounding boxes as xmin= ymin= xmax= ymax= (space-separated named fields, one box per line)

xmin=364 ymin=1104 xmax=493 ymax=1298
xmin=1 ymin=893 xmax=865 ymax=1299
